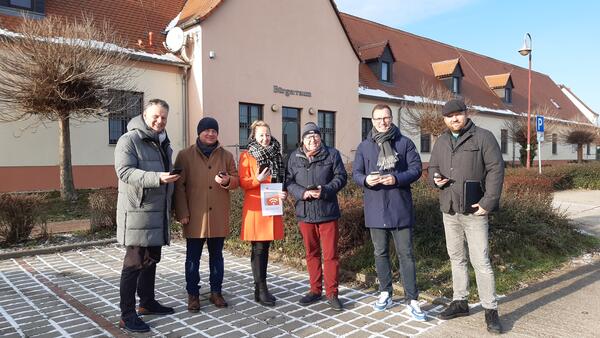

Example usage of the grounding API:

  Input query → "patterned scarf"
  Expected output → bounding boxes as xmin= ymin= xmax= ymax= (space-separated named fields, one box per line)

xmin=371 ymin=124 xmax=400 ymax=171
xmin=247 ymin=137 xmax=284 ymax=183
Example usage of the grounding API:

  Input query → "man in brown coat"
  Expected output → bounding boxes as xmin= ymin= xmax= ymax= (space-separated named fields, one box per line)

xmin=174 ymin=117 xmax=239 ymax=312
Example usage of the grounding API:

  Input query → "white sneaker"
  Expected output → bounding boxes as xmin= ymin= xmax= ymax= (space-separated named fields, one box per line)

xmin=373 ymin=291 xmax=393 ymax=311
xmin=406 ymin=299 xmax=427 ymax=321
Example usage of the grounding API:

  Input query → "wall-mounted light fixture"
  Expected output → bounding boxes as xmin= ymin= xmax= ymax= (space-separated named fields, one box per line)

xmin=271 ymin=104 xmax=279 ymax=112
xmin=308 ymin=107 xmax=315 ymax=115
xmin=208 ymin=50 xmax=216 ymax=59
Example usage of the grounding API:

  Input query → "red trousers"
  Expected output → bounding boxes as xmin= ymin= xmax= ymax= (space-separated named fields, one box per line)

xmin=299 ymin=220 xmax=339 ymax=296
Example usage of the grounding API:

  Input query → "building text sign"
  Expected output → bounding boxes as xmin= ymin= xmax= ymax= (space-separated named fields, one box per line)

xmin=273 ymin=85 xmax=311 ymax=97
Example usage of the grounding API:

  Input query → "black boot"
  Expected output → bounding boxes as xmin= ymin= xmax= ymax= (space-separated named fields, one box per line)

xmin=255 ymin=283 xmax=275 ymax=303
xmin=439 ymin=300 xmax=469 ymax=320
xmin=485 ymin=309 xmax=502 ymax=334
xmin=257 ymin=282 xmax=275 ymax=306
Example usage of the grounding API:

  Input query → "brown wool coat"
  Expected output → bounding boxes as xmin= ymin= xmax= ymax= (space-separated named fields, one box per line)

xmin=174 ymin=144 xmax=239 ymax=238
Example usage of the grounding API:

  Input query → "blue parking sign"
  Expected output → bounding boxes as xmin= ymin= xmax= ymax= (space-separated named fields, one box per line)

xmin=536 ymin=116 xmax=544 ymax=132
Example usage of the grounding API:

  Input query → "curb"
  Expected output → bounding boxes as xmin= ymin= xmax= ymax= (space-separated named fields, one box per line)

xmin=0 ymin=238 xmax=117 ymax=260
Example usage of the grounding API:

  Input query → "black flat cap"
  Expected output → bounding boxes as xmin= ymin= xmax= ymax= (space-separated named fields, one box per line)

xmin=442 ymin=99 xmax=467 ymax=116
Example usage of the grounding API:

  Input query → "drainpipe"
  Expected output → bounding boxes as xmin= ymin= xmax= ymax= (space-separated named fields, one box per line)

xmin=181 ymin=64 xmax=190 ymax=147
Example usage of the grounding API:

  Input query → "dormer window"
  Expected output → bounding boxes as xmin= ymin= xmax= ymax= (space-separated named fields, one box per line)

xmin=0 ymin=0 xmax=44 ymax=16
xmin=484 ymin=73 xmax=514 ymax=104
xmin=381 ymin=61 xmax=391 ymax=82
xmin=432 ymin=58 xmax=463 ymax=95
xmin=358 ymin=40 xmax=396 ymax=84
xmin=452 ymin=76 xmax=460 ymax=94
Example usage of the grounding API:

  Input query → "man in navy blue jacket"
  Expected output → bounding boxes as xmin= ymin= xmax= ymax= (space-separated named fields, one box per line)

xmin=353 ymin=104 xmax=426 ymax=321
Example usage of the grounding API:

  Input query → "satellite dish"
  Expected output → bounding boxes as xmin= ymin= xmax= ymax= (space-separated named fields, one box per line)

xmin=165 ymin=27 xmax=185 ymax=53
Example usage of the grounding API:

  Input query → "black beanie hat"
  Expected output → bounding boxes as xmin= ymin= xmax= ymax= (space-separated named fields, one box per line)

xmin=301 ymin=122 xmax=321 ymax=139
xmin=197 ymin=117 xmax=219 ymax=135
xmin=442 ymin=99 xmax=467 ymax=116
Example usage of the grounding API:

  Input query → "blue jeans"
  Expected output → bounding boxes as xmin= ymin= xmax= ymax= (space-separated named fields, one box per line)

xmin=185 ymin=237 xmax=225 ymax=296
xmin=370 ymin=227 xmax=419 ymax=301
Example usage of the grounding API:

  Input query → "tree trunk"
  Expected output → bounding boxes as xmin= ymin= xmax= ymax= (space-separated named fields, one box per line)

xmin=577 ymin=144 xmax=583 ymax=163
xmin=58 ymin=116 xmax=77 ymax=201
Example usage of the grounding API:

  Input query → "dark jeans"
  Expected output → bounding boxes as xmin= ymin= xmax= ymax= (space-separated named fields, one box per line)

xmin=185 ymin=237 xmax=225 ymax=296
xmin=250 ymin=241 xmax=271 ymax=284
xmin=370 ymin=227 xmax=419 ymax=301
xmin=120 ymin=246 xmax=162 ymax=319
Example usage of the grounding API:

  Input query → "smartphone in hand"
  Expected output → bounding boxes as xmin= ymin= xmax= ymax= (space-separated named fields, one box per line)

xmin=217 ymin=171 xmax=227 ymax=177
xmin=306 ymin=184 xmax=318 ymax=190
xmin=258 ymin=163 xmax=270 ymax=173
xmin=170 ymin=168 xmax=182 ymax=175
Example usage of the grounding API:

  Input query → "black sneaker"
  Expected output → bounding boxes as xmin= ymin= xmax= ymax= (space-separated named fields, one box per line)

xmin=119 ymin=315 xmax=150 ymax=333
xmin=439 ymin=300 xmax=469 ymax=320
xmin=138 ymin=301 xmax=175 ymax=315
xmin=485 ymin=309 xmax=502 ymax=334
xmin=298 ymin=292 xmax=322 ymax=305
xmin=327 ymin=295 xmax=344 ymax=311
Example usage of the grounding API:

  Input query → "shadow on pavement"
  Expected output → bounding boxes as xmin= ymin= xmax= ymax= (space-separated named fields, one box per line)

xmin=498 ymin=260 xmax=599 ymax=332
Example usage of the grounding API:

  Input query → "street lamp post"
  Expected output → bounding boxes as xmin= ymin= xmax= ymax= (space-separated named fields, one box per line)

xmin=519 ymin=33 xmax=532 ymax=169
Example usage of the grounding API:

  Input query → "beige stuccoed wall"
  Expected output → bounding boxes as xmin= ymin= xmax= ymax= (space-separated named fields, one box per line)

xmin=185 ymin=0 xmax=359 ymax=161
xmin=0 ymin=62 xmax=185 ymax=167
xmin=357 ymin=99 xmax=594 ymax=165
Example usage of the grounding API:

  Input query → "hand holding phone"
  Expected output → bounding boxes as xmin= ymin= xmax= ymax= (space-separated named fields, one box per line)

xmin=217 ymin=171 xmax=227 ymax=178
xmin=170 ymin=168 xmax=182 ymax=175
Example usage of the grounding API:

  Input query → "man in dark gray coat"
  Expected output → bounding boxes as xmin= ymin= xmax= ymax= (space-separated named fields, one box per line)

xmin=428 ymin=99 xmax=504 ymax=334
xmin=114 ymin=99 xmax=180 ymax=333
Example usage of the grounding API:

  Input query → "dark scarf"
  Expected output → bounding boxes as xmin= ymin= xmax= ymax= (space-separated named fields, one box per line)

xmin=302 ymin=144 xmax=323 ymax=161
xmin=247 ymin=137 xmax=284 ymax=183
xmin=196 ymin=139 xmax=219 ymax=158
xmin=371 ymin=124 xmax=400 ymax=171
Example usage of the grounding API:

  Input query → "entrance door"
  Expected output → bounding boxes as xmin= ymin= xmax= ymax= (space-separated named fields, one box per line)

xmin=282 ymin=107 xmax=300 ymax=159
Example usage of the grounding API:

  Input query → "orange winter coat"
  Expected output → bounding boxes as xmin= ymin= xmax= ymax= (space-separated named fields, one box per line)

xmin=239 ymin=151 xmax=284 ymax=241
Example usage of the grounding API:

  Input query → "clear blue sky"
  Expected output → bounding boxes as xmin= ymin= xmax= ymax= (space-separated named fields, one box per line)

xmin=335 ymin=0 xmax=600 ymax=114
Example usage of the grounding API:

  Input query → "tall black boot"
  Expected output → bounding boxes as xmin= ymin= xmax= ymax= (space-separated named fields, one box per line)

xmin=257 ymin=281 xmax=275 ymax=306
xmin=260 ymin=242 xmax=276 ymax=302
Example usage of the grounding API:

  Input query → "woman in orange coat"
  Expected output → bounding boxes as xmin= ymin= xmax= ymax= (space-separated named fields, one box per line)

xmin=239 ymin=120 xmax=286 ymax=306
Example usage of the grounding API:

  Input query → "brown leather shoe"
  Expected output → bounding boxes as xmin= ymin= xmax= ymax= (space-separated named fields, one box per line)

xmin=187 ymin=294 xmax=200 ymax=313
xmin=209 ymin=292 xmax=228 ymax=308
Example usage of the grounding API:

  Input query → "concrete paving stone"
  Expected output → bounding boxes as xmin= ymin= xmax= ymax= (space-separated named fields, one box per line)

xmin=17 ymin=319 xmax=53 ymax=331
xmin=144 ymin=316 xmax=174 ymax=327
xmin=307 ymin=302 xmax=330 ymax=312
xmin=263 ymin=314 xmax=289 ymax=326
xmin=64 ymin=324 xmax=99 ymax=335
xmin=71 ymin=328 xmax=104 ymax=338
xmin=354 ymin=304 xmax=377 ymax=315
xmin=330 ymin=324 xmax=359 ymax=336
xmin=367 ymin=309 xmax=395 ymax=320
xmin=278 ymin=319 xmax=306 ymax=333
xmin=286 ymin=308 xmax=311 ymax=319
xmin=181 ymin=313 xmax=209 ymax=325
xmin=1 ymin=303 xmax=30 ymax=312
xmin=254 ymin=309 xmax=280 ymax=322
xmin=405 ymin=319 xmax=434 ymax=328
xmin=23 ymin=325 xmax=55 ymax=337
xmin=58 ymin=317 xmax=89 ymax=328
xmin=240 ymin=304 xmax=266 ymax=316
xmin=396 ymin=324 xmax=419 ymax=335
xmin=315 ymin=318 xmax=342 ymax=329
xmin=345 ymin=329 xmax=375 ymax=338
xmin=347 ymin=315 xmax=373 ymax=328
xmin=50 ymin=313 xmax=81 ymax=323
xmin=194 ymin=318 xmax=224 ymax=331
xmin=364 ymin=321 xmax=393 ymax=333
xmin=165 ymin=327 xmax=196 ymax=337
xmin=0 ymin=327 xmax=18 ymax=336
xmin=302 ymin=312 xmax=327 ymax=323
xmin=202 ymin=324 xmax=234 ymax=336
xmin=154 ymin=322 xmax=186 ymax=333
xmin=253 ymin=327 xmax=289 ymax=338
xmin=237 ymin=322 xmax=269 ymax=335
xmin=218 ymin=329 xmax=249 ymax=338
xmin=382 ymin=329 xmax=409 ymax=338
xmin=292 ymin=324 xmax=322 ymax=336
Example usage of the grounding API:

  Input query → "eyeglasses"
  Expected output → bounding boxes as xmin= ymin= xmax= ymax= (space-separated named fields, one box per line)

xmin=372 ymin=116 xmax=392 ymax=123
xmin=303 ymin=134 xmax=321 ymax=141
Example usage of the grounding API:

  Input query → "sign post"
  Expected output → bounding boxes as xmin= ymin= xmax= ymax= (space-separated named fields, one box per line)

xmin=536 ymin=116 xmax=544 ymax=174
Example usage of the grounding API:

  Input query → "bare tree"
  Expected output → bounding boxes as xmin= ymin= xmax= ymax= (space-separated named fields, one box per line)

xmin=399 ymin=81 xmax=471 ymax=143
xmin=560 ymin=125 xmax=599 ymax=163
xmin=504 ymin=104 xmax=559 ymax=167
xmin=0 ymin=15 xmax=133 ymax=200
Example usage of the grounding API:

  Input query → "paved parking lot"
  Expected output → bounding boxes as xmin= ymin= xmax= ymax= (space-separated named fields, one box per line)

xmin=0 ymin=242 xmax=444 ymax=337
